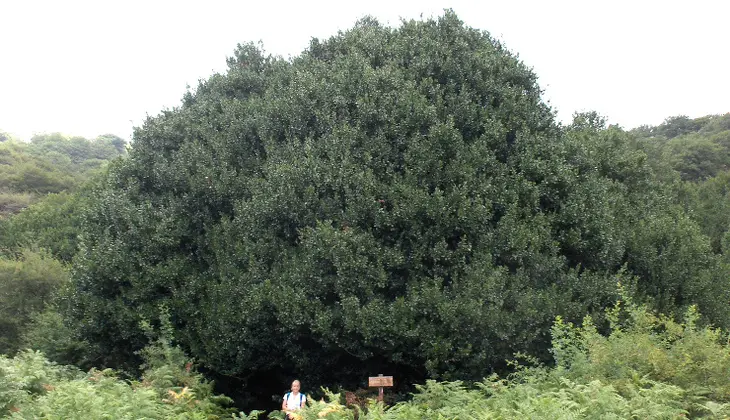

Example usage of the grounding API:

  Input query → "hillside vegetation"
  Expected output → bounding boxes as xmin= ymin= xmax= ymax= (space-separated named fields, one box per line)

xmin=0 ymin=133 xmax=125 ymax=260
xmin=0 ymin=132 xmax=125 ymax=216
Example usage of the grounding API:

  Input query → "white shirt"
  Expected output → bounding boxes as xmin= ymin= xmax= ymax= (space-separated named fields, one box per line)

xmin=283 ymin=392 xmax=305 ymax=410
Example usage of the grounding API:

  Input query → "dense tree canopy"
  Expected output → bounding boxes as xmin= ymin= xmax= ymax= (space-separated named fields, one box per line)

xmin=65 ymin=12 xmax=729 ymax=408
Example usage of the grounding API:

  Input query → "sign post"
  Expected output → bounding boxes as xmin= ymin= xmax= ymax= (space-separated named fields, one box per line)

xmin=368 ymin=374 xmax=393 ymax=402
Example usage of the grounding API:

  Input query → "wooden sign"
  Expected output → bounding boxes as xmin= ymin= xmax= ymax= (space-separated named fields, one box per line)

xmin=369 ymin=374 xmax=393 ymax=402
xmin=368 ymin=375 xmax=393 ymax=387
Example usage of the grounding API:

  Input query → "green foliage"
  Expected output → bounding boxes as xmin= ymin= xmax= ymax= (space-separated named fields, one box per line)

xmin=65 ymin=11 xmax=728 ymax=409
xmin=677 ymin=170 xmax=730 ymax=256
xmin=2 ymin=321 xmax=238 ymax=418
xmin=0 ymin=350 xmax=81 ymax=416
xmin=623 ymin=209 xmax=730 ymax=325
xmin=667 ymin=135 xmax=728 ymax=181
xmin=11 ymin=370 xmax=164 ymax=419
xmin=0 ymin=133 xmax=125 ymax=219
xmin=476 ymin=376 xmax=688 ymax=420
xmin=0 ymin=191 xmax=88 ymax=262
xmin=250 ymin=378 xmax=691 ymax=419
xmin=0 ymin=250 xmax=69 ymax=355
xmin=241 ymin=299 xmax=730 ymax=418
xmin=135 ymin=306 xmax=237 ymax=417
xmin=0 ymin=140 xmax=76 ymax=197
xmin=659 ymin=115 xmax=704 ymax=139
xmin=20 ymin=307 xmax=89 ymax=367
xmin=0 ymin=133 xmax=112 ymax=261
xmin=29 ymin=132 xmax=125 ymax=164
xmin=633 ymin=113 xmax=730 ymax=181
xmin=0 ymin=191 xmax=33 ymax=218
xmin=551 ymin=291 xmax=730 ymax=412
xmin=9 ymin=300 xmax=730 ymax=418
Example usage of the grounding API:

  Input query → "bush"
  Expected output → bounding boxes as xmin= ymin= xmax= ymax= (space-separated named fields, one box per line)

xmin=254 ymin=378 xmax=691 ymax=419
xmin=2 ymin=316 xmax=240 ymax=419
xmin=0 ymin=250 xmax=69 ymax=355
xmin=21 ymin=308 xmax=88 ymax=367
xmin=10 ymin=369 xmax=163 ymax=419
xmin=1 ymin=191 xmax=88 ymax=262
xmin=9 ymin=297 xmax=730 ymax=418
xmin=0 ymin=191 xmax=34 ymax=218
xmin=0 ymin=350 xmax=80 ymax=416
xmin=135 ymin=308 xmax=238 ymax=418
xmin=551 ymin=287 xmax=730 ymax=413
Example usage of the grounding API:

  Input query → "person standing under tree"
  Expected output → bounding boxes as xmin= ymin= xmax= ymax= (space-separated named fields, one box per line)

xmin=282 ymin=379 xmax=306 ymax=419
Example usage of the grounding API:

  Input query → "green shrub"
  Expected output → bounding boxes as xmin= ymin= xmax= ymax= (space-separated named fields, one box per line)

xmin=255 ymin=377 xmax=691 ymax=419
xmin=250 ymin=294 xmax=730 ymax=419
xmin=0 ymin=350 xmax=80 ymax=416
xmin=9 ymin=301 xmax=730 ymax=419
xmin=2 ymin=192 xmax=88 ymax=262
xmin=0 ymin=250 xmax=69 ymax=355
xmin=11 ymin=369 xmax=163 ymax=419
xmin=551 ymin=288 xmax=730 ymax=411
xmin=21 ymin=307 xmax=89 ymax=367
xmin=69 ymin=12 xmax=730 ymax=404
xmin=134 ymin=308 xmax=237 ymax=418
xmin=0 ymin=191 xmax=34 ymax=218
xmin=2 ymin=331 xmax=239 ymax=419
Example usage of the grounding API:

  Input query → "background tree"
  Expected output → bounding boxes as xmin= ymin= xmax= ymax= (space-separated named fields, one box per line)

xmin=633 ymin=114 xmax=730 ymax=259
xmin=0 ymin=250 xmax=69 ymax=355
xmin=632 ymin=113 xmax=730 ymax=181
xmin=0 ymin=132 xmax=126 ymax=200
xmin=0 ymin=133 xmax=125 ymax=260
xmin=0 ymin=192 xmax=88 ymax=262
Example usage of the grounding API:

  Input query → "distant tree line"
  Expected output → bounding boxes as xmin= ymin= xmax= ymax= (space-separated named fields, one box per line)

xmin=0 ymin=132 xmax=126 ymax=217
xmin=632 ymin=114 xmax=730 ymax=181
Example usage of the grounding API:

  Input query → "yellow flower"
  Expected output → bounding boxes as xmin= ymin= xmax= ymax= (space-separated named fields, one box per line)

xmin=167 ymin=386 xmax=192 ymax=401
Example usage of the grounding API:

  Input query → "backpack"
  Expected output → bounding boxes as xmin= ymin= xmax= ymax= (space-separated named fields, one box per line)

xmin=285 ymin=392 xmax=304 ymax=407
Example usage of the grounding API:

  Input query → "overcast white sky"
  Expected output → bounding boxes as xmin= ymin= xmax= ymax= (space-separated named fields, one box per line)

xmin=1 ymin=0 xmax=728 ymax=141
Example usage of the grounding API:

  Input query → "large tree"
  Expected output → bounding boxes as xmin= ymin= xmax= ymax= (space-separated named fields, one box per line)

xmin=67 ymin=12 xmax=728 ymax=408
